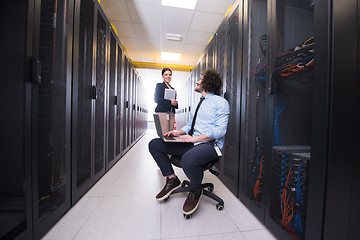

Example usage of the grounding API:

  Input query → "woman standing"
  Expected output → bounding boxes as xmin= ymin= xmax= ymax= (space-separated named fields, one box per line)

xmin=154 ymin=68 xmax=178 ymax=134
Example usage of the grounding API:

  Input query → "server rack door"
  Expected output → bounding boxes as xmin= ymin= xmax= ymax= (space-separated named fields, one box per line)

xmin=122 ymin=58 xmax=129 ymax=151
xmin=115 ymin=44 xmax=123 ymax=158
xmin=106 ymin=31 xmax=117 ymax=170
xmin=130 ymin=69 xmax=135 ymax=143
xmin=264 ymin=0 xmax=314 ymax=239
xmin=238 ymin=0 xmax=268 ymax=219
xmin=0 ymin=1 xmax=33 ymax=238
xmin=72 ymin=0 xmax=94 ymax=203
xmin=215 ymin=24 xmax=227 ymax=176
xmin=31 ymin=0 xmax=72 ymax=237
xmin=220 ymin=5 xmax=242 ymax=195
xmin=127 ymin=65 xmax=133 ymax=146
xmin=93 ymin=6 xmax=107 ymax=180
xmin=321 ymin=0 xmax=359 ymax=238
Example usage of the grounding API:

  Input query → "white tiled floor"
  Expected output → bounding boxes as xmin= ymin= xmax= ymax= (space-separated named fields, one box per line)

xmin=42 ymin=130 xmax=277 ymax=240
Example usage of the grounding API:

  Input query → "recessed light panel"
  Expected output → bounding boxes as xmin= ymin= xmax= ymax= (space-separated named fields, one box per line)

xmin=161 ymin=52 xmax=181 ymax=61
xmin=161 ymin=0 xmax=197 ymax=10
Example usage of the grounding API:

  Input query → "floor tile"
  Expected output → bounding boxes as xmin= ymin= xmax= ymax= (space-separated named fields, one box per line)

xmin=160 ymin=193 xmax=239 ymax=239
xmin=73 ymin=195 xmax=161 ymax=240
xmin=242 ymin=229 xmax=278 ymax=240
xmin=163 ymin=231 xmax=246 ymax=240
xmin=42 ymin=131 xmax=276 ymax=240
xmin=42 ymin=197 xmax=101 ymax=240
xmin=220 ymin=191 xmax=266 ymax=232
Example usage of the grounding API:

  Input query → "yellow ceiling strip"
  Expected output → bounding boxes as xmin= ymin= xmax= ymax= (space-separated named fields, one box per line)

xmin=208 ymin=35 xmax=214 ymax=44
xmin=225 ymin=4 xmax=233 ymax=17
xmin=132 ymin=61 xmax=193 ymax=72
xmin=110 ymin=23 xmax=118 ymax=36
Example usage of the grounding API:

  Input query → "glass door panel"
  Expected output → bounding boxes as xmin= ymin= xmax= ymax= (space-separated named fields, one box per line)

xmin=115 ymin=45 xmax=122 ymax=158
xmin=74 ymin=0 xmax=94 ymax=192
xmin=94 ymin=10 xmax=106 ymax=176
xmin=36 ymin=0 xmax=69 ymax=221
xmin=241 ymin=0 xmax=267 ymax=209
xmin=1 ymin=3 xmax=29 ymax=238
xmin=107 ymin=32 xmax=116 ymax=166
xmin=268 ymin=0 xmax=314 ymax=239
xmin=222 ymin=6 xmax=241 ymax=194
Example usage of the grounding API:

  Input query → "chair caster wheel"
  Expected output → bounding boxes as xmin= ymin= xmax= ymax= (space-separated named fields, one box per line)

xmin=164 ymin=196 xmax=170 ymax=201
xmin=183 ymin=213 xmax=192 ymax=219
xmin=216 ymin=203 xmax=224 ymax=211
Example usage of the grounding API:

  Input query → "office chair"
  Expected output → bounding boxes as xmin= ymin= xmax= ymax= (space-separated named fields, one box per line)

xmin=165 ymin=155 xmax=224 ymax=219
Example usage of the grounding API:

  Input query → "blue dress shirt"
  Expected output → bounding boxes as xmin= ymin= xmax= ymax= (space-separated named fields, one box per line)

xmin=181 ymin=93 xmax=230 ymax=149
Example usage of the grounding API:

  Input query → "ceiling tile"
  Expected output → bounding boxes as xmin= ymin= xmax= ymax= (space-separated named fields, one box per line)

xmin=180 ymin=54 xmax=201 ymax=66
xmin=125 ymin=48 xmax=143 ymax=58
xmin=185 ymin=31 xmax=213 ymax=45
xmin=182 ymin=44 xmax=206 ymax=55
xmin=127 ymin=1 xmax=161 ymax=25
xmin=161 ymin=40 xmax=183 ymax=53
xmin=196 ymin=0 xmax=236 ymax=14
xmin=134 ymin=24 xmax=161 ymax=40
xmin=190 ymin=11 xmax=224 ymax=33
xmin=161 ymin=6 xmax=193 ymax=29
xmin=141 ymin=50 xmax=162 ymax=62
xmin=111 ymin=22 xmax=136 ymax=38
xmin=100 ymin=0 xmax=131 ymax=22
xmin=130 ymin=0 xmax=161 ymax=5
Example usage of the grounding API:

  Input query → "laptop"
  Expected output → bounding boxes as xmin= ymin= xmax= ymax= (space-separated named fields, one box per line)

xmin=153 ymin=113 xmax=190 ymax=143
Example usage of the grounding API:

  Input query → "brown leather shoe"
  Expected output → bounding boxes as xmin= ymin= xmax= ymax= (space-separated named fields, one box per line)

xmin=156 ymin=176 xmax=181 ymax=201
xmin=183 ymin=189 xmax=202 ymax=215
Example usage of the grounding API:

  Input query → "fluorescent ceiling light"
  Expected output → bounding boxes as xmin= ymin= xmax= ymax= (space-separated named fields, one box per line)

xmin=161 ymin=0 xmax=197 ymax=10
xmin=166 ymin=33 xmax=183 ymax=41
xmin=161 ymin=52 xmax=181 ymax=61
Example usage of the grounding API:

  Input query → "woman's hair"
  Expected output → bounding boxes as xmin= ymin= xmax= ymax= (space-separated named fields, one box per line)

xmin=161 ymin=67 xmax=172 ymax=76
xmin=201 ymin=69 xmax=222 ymax=95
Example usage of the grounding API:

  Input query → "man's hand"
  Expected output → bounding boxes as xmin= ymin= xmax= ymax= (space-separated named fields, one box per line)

xmin=179 ymin=135 xmax=196 ymax=143
xmin=164 ymin=130 xmax=178 ymax=137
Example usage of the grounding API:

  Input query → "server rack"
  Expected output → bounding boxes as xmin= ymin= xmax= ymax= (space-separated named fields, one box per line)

xmin=219 ymin=5 xmax=243 ymax=195
xmin=1 ymin=0 xmax=147 ymax=238
xmin=72 ymin=0 xmax=95 ymax=203
xmin=106 ymin=28 xmax=118 ymax=171
xmin=176 ymin=0 xmax=359 ymax=239
xmin=1 ymin=1 xmax=34 ymax=238
xmin=30 ymin=0 xmax=73 ymax=238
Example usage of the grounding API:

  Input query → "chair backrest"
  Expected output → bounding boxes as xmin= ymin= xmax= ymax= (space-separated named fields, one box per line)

xmin=169 ymin=156 xmax=220 ymax=176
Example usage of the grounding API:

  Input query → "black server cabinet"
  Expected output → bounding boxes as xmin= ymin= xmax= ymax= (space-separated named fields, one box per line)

xmin=72 ymin=0 xmax=94 ymax=203
xmin=122 ymin=58 xmax=130 ymax=152
xmin=0 ymin=1 xmax=33 ymax=239
xmin=106 ymin=29 xmax=118 ymax=171
xmin=314 ymin=0 xmax=359 ymax=239
xmin=31 ymin=0 xmax=73 ymax=238
xmin=219 ymin=5 xmax=242 ymax=195
xmin=93 ymin=4 xmax=107 ymax=182
xmin=72 ymin=0 xmax=108 ymax=202
xmin=238 ymin=0 xmax=268 ymax=220
xmin=115 ymin=44 xmax=124 ymax=159
xmin=264 ymin=0 xmax=315 ymax=239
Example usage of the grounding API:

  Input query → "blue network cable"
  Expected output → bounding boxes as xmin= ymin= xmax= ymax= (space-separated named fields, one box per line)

xmin=294 ymin=162 xmax=305 ymax=238
xmin=273 ymin=96 xmax=286 ymax=146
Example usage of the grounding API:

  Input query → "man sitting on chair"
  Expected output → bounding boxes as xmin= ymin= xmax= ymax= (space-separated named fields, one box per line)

xmin=148 ymin=69 xmax=230 ymax=215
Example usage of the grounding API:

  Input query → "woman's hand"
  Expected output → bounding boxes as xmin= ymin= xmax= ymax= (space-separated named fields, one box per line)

xmin=171 ymin=99 xmax=178 ymax=106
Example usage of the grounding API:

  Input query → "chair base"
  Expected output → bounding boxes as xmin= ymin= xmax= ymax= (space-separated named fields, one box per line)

xmin=170 ymin=180 xmax=224 ymax=212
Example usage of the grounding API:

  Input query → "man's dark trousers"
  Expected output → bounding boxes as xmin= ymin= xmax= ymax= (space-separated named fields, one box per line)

xmin=148 ymin=138 xmax=218 ymax=191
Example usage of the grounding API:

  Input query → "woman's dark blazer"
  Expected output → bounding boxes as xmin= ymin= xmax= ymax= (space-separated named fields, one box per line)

xmin=154 ymin=82 xmax=178 ymax=113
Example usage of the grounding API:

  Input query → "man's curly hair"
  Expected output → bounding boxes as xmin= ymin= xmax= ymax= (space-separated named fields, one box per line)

xmin=201 ymin=69 xmax=222 ymax=95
